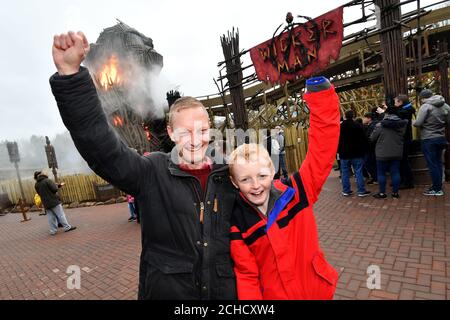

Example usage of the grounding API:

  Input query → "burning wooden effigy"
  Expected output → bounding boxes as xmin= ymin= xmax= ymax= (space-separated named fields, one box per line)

xmin=84 ymin=19 xmax=165 ymax=153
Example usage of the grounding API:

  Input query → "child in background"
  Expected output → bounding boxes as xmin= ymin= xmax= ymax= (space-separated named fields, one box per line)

xmin=228 ymin=77 xmax=340 ymax=300
xmin=126 ymin=194 xmax=137 ymax=222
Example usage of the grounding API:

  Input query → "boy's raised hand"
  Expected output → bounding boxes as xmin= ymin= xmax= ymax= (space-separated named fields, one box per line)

xmin=52 ymin=31 xmax=90 ymax=76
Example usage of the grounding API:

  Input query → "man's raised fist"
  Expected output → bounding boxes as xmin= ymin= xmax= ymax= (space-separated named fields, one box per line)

xmin=52 ymin=31 xmax=90 ymax=76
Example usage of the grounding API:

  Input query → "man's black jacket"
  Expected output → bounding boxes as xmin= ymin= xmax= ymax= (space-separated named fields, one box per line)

xmin=34 ymin=175 xmax=61 ymax=209
xmin=338 ymin=119 xmax=368 ymax=159
xmin=50 ymin=67 xmax=238 ymax=300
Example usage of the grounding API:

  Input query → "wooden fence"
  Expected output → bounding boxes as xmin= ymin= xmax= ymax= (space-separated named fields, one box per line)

xmin=0 ymin=174 xmax=113 ymax=206
xmin=284 ymin=125 xmax=310 ymax=173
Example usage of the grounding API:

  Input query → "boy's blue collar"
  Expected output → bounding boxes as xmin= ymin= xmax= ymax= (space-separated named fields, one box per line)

xmin=402 ymin=102 xmax=412 ymax=110
xmin=266 ymin=186 xmax=296 ymax=231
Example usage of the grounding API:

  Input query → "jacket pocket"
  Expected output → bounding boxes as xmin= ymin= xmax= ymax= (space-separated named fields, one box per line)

xmin=141 ymin=250 xmax=196 ymax=299
xmin=309 ymin=251 xmax=338 ymax=300
xmin=144 ymin=249 xmax=194 ymax=274
xmin=312 ymin=251 xmax=338 ymax=286
xmin=213 ymin=260 xmax=237 ymax=299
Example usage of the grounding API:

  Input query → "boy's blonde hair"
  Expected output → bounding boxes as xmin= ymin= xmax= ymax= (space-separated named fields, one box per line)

xmin=168 ymin=96 xmax=208 ymax=127
xmin=228 ymin=143 xmax=275 ymax=176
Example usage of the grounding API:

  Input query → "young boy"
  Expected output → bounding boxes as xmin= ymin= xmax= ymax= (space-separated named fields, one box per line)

xmin=228 ymin=77 xmax=340 ymax=300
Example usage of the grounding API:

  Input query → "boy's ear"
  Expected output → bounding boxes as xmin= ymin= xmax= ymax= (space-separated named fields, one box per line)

xmin=229 ymin=175 xmax=239 ymax=189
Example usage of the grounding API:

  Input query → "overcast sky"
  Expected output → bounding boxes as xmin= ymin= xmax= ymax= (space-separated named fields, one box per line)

xmin=0 ymin=0 xmax=438 ymax=140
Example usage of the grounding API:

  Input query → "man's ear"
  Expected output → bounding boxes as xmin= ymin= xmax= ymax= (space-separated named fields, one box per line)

xmin=230 ymin=175 xmax=239 ymax=189
xmin=167 ymin=126 xmax=176 ymax=142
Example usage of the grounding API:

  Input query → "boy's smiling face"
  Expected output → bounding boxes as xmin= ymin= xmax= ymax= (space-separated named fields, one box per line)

xmin=230 ymin=155 xmax=274 ymax=208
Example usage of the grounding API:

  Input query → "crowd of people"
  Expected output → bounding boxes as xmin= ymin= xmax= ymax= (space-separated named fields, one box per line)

xmin=337 ymin=90 xmax=450 ymax=199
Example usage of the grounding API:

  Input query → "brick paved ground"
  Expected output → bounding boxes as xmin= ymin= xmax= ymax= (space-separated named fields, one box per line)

xmin=0 ymin=171 xmax=449 ymax=300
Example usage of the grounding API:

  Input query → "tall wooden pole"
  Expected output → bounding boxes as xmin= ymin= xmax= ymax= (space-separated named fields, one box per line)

xmin=374 ymin=0 xmax=408 ymax=102
xmin=6 ymin=141 xmax=31 ymax=222
xmin=14 ymin=162 xmax=26 ymax=204
xmin=416 ymin=0 xmax=423 ymax=92
xmin=438 ymin=41 xmax=450 ymax=181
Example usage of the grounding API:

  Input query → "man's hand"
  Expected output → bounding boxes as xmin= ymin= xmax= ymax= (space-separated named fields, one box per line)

xmin=52 ymin=31 xmax=90 ymax=76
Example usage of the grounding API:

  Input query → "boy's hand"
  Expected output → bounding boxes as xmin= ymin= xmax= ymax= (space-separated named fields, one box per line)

xmin=52 ymin=31 xmax=90 ymax=76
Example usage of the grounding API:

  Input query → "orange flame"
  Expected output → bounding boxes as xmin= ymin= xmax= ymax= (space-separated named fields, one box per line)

xmin=99 ymin=55 xmax=122 ymax=90
xmin=143 ymin=125 xmax=151 ymax=141
xmin=113 ymin=115 xmax=124 ymax=127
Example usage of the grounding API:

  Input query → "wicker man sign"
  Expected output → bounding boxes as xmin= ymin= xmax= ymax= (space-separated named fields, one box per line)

xmin=250 ymin=7 xmax=344 ymax=84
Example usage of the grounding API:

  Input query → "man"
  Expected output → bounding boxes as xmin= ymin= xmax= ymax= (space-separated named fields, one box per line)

xmin=370 ymin=107 xmax=407 ymax=199
xmin=50 ymin=31 xmax=237 ymax=299
xmin=338 ymin=110 xmax=371 ymax=197
xmin=394 ymin=94 xmax=415 ymax=189
xmin=34 ymin=170 xmax=76 ymax=235
xmin=413 ymin=89 xmax=450 ymax=196
xmin=274 ymin=125 xmax=288 ymax=180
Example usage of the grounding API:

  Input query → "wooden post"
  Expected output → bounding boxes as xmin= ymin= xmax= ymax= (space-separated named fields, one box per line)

xmin=19 ymin=198 xmax=31 ymax=222
xmin=437 ymin=41 xmax=450 ymax=181
xmin=416 ymin=0 xmax=423 ymax=92
xmin=374 ymin=0 xmax=408 ymax=101
xmin=14 ymin=162 xmax=27 ymax=205
xmin=45 ymin=136 xmax=59 ymax=183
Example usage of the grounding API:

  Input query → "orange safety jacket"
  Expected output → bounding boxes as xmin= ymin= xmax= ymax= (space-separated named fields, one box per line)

xmin=230 ymin=84 xmax=340 ymax=300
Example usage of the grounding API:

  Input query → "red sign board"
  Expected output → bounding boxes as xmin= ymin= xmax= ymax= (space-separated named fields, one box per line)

xmin=250 ymin=7 xmax=344 ymax=84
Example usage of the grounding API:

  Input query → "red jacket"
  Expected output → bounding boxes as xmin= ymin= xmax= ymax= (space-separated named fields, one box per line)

xmin=230 ymin=85 xmax=340 ymax=300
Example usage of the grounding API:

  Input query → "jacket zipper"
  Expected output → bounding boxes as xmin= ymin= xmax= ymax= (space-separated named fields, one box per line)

xmin=241 ymin=194 xmax=267 ymax=221
xmin=213 ymin=194 xmax=218 ymax=213
xmin=190 ymin=180 xmax=204 ymax=224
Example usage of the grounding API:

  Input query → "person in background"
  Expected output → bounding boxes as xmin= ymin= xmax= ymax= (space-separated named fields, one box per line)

xmin=394 ymin=94 xmax=415 ymax=189
xmin=126 ymin=194 xmax=137 ymax=222
xmin=274 ymin=125 xmax=288 ymax=180
xmin=338 ymin=110 xmax=371 ymax=197
xmin=370 ymin=107 xmax=407 ymax=199
xmin=34 ymin=171 xmax=46 ymax=216
xmin=34 ymin=171 xmax=63 ymax=229
xmin=362 ymin=112 xmax=378 ymax=184
xmin=413 ymin=89 xmax=450 ymax=196
xmin=34 ymin=170 xmax=76 ymax=235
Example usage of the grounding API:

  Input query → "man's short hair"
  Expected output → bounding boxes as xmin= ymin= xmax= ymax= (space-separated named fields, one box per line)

xmin=344 ymin=110 xmax=354 ymax=120
xmin=168 ymin=96 xmax=208 ymax=127
xmin=363 ymin=112 xmax=373 ymax=119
